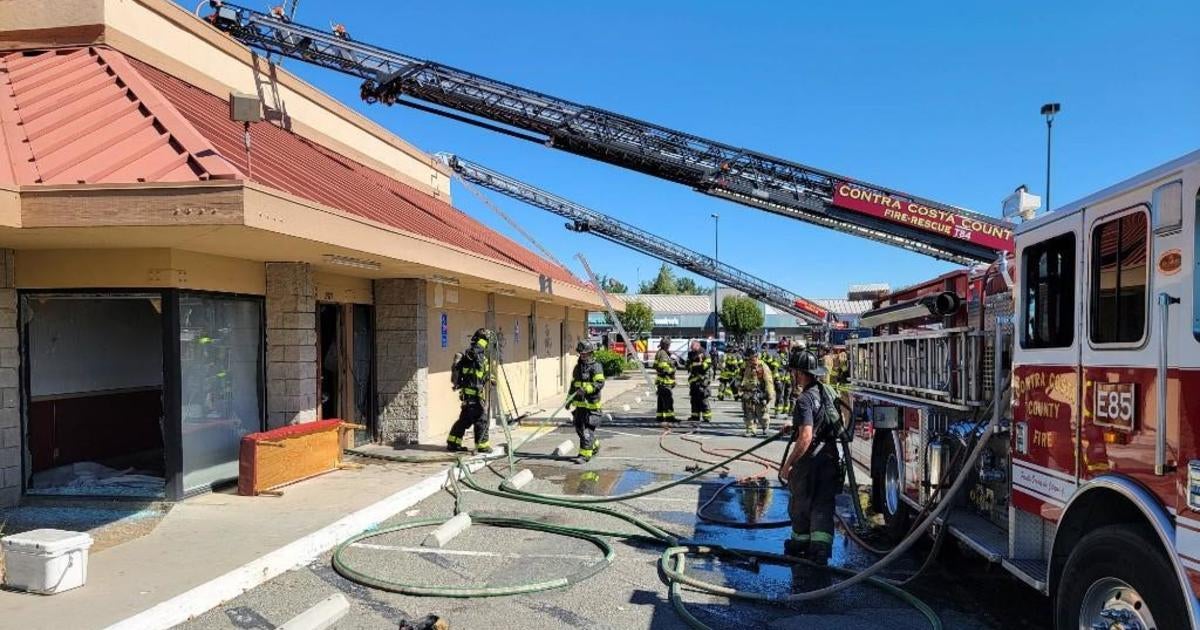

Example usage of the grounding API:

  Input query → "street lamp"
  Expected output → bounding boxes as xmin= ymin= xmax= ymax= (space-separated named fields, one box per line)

xmin=711 ymin=212 xmax=719 ymax=339
xmin=1040 ymin=102 xmax=1061 ymax=212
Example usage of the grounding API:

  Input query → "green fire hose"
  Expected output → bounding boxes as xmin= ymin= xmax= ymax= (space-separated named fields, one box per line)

xmin=330 ymin=390 xmax=963 ymax=629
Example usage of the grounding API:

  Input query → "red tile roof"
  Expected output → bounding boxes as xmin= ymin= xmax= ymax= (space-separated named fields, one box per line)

xmin=128 ymin=58 xmax=580 ymax=287
xmin=0 ymin=46 xmax=581 ymax=288
xmin=0 ymin=47 xmax=238 ymax=185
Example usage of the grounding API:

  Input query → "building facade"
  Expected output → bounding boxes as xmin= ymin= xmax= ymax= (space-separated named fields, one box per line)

xmin=0 ymin=0 xmax=601 ymax=504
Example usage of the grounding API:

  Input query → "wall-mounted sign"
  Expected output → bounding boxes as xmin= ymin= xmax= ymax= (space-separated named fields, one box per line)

xmin=653 ymin=317 xmax=680 ymax=327
xmin=440 ymin=312 xmax=448 ymax=348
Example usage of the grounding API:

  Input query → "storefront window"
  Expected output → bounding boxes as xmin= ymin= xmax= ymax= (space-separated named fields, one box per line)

xmin=179 ymin=294 xmax=263 ymax=493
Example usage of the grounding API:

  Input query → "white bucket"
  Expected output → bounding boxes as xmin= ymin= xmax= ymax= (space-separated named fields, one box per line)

xmin=2 ymin=528 xmax=94 ymax=594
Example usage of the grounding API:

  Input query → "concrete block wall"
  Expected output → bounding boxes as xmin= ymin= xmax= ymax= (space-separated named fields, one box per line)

xmin=0 ymin=250 xmax=19 ymax=507
xmin=375 ymin=278 xmax=428 ymax=444
xmin=265 ymin=262 xmax=319 ymax=428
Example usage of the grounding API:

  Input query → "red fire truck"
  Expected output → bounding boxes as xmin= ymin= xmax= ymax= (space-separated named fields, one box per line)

xmin=849 ymin=150 xmax=1200 ymax=629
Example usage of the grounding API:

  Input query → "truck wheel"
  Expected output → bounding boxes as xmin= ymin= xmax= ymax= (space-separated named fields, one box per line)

xmin=1055 ymin=524 xmax=1188 ymax=630
xmin=870 ymin=428 xmax=910 ymax=538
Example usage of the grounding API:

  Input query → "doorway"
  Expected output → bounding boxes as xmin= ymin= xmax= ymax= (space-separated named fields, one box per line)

xmin=318 ymin=303 xmax=375 ymax=444
xmin=318 ymin=303 xmax=341 ymax=421
xmin=23 ymin=293 xmax=166 ymax=498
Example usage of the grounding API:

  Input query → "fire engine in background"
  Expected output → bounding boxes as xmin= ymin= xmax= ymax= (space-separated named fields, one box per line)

xmin=848 ymin=150 xmax=1200 ymax=629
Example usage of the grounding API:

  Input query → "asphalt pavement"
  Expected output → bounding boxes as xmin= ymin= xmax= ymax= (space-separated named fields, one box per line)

xmin=179 ymin=381 xmax=1051 ymax=630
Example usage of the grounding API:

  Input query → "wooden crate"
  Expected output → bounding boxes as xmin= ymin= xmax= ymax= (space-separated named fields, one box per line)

xmin=238 ymin=419 xmax=348 ymax=496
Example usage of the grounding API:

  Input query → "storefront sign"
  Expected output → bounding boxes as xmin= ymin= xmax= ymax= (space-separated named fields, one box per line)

xmin=440 ymin=312 xmax=448 ymax=348
xmin=833 ymin=182 xmax=1014 ymax=252
xmin=653 ymin=317 xmax=680 ymax=327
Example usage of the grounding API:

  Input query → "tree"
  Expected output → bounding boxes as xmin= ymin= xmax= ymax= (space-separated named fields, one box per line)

xmin=674 ymin=277 xmax=711 ymax=295
xmin=616 ymin=300 xmax=654 ymax=337
xmin=596 ymin=274 xmax=628 ymax=294
xmin=638 ymin=263 xmax=676 ymax=294
xmin=719 ymin=295 xmax=764 ymax=342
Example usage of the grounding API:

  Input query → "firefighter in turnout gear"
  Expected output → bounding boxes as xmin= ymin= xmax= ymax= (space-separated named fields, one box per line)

xmin=763 ymin=351 xmax=786 ymax=417
xmin=570 ymin=340 xmax=605 ymax=462
xmin=654 ymin=338 xmax=676 ymax=422
xmin=717 ymin=351 xmax=737 ymax=401
xmin=726 ymin=348 xmax=743 ymax=399
xmin=740 ymin=347 xmax=775 ymax=437
xmin=447 ymin=328 xmax=495 ymax=453
xmin=781 ymin=350 xmax=841 ymax=565
xmin=776 ymin=361 xmax=792 ymax=416
xmin=686 ymin=341 xmax=712 ymax=422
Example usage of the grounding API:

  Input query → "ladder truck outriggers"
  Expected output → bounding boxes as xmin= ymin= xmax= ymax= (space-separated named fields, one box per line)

xmin=202 ymin=3 xmax=1200 ymax=627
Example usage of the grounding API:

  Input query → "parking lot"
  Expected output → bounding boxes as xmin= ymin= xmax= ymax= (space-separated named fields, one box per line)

xmin=181 ymin=384 xmax=1051 ymax=630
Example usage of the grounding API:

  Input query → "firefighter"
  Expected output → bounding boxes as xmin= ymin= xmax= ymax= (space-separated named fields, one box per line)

xmin=726 ymin=347 xmax=743 ymax=399
xmin=781 ymin=350 xmax=841 ymax=565
xmin=653 ymin=337 xmax=676 ymax=422
xmin=717 ymin=351 xmax=736 ymax=401
xmin=686 ymin=340 xmax=712 ymax=422
xmin=776 ymin=358 xmax=792 ymax=416
xmin=569 ymin=340 xmax=605 ymax=462
xmin=763 ymin=350 xmax=785 ymax=416
xmin=447 ymin=328 xmax=494 ymax=454
xmin=740 ymin=347 xmax=775 ymax=437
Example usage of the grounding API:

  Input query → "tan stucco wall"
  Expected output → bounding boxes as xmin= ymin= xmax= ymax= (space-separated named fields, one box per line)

xmin=0 ymin=188 xmax=20 ymax=228
xmin=314 ymin=271 xmax=372 ymax=305
xmin=15 ymin=248 xmax=265 ymax=294
xmin=535 ymin=304 xmax=568 ymax=402
xmin=425 ymin=286 xmax=487 ymax=440
xmin=422 ymin=288 xmax=583 ymax=442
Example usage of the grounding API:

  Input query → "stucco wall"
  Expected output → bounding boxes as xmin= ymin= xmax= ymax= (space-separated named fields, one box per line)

xmin=14 ymin=248 xmax=266 ymax=294
xmin=425 ymin=284 xmax=487 ymax=441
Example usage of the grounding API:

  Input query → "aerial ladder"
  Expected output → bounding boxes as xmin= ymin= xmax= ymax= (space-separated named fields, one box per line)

xmin=202 ymin=2 xmax=1015 ymax=266
xmin=439 ymin=153 xmax=831 ymax=325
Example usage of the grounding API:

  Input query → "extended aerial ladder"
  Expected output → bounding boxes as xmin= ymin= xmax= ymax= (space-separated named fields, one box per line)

xmin=439 ymin=154 xmax=831 ymax=325
xmin=203 ymin=2 xmax=1014 ymax=266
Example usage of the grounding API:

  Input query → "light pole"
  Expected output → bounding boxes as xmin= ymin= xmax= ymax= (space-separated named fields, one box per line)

xmin=711 ymin=213 xmax=719 ymax=339
xmin=1040 ymin=102 xmax=1061 ymax=212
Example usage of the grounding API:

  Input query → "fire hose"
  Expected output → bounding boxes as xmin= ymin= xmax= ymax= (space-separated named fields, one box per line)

xmin=330 ymin=387 xmax=999 ymax=629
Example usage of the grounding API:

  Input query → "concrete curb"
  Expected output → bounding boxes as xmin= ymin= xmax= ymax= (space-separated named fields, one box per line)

xmin=101 ymin=447 xmax=516 ymax=630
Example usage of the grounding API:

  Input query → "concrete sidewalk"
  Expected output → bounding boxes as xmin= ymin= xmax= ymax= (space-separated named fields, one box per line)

xmin=0 ymin=379 xmax=646 ymax=630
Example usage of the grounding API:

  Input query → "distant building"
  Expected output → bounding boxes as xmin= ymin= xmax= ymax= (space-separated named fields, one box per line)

xmin=589 ymin=290 xmax=874 ymax=343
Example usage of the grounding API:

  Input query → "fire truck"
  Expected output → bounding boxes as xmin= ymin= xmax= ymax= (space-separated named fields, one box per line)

xmin=201 ymin=4 xmax=1199 ymax=626
xmin=849 ymin=151 xmax=1200 ymax=629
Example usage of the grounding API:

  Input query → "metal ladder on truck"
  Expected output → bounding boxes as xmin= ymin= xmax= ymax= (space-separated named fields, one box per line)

xmin=438 ymin=153 xmax=830 ymax=326
xmin=202 ymin=1 xmax=1014 ymax=266
xmin=847 ymin=328 xmax=985 ymax=411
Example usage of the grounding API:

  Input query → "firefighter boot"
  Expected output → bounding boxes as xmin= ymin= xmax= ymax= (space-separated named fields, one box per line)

xmin=783 ymin=538 xmax=808 ymax=559
xmin=446 ymin=436 xmax=469 ymax=453
xmin=808 ymin=541 xmax=831 ymax=566
xmin=475 ymin=442 xmax=494 ymax=454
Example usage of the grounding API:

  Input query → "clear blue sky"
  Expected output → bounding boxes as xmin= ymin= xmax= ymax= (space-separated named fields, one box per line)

xmin=188 ymin=1 xmax=1199 ymax=297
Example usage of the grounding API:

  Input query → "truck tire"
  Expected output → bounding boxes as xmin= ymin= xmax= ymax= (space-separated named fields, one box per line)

xmin=870 ymin=428 xmax=910 ymax=538
xmin=1055 ymin=523 xmax=1189 ymax=630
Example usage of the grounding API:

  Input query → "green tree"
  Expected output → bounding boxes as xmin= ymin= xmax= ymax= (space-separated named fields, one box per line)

xmin=675 ymin=277 xmax=711 ymax=295
xmin=615 ymin=300 xmax=654 ymax=337
xmin=638 ymin=263 xmax=677 ymax=294
xmin=596 ymin=274 xmax=628 ymax=294
xmin=719 ymin=295 xmax=764 ymax=342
